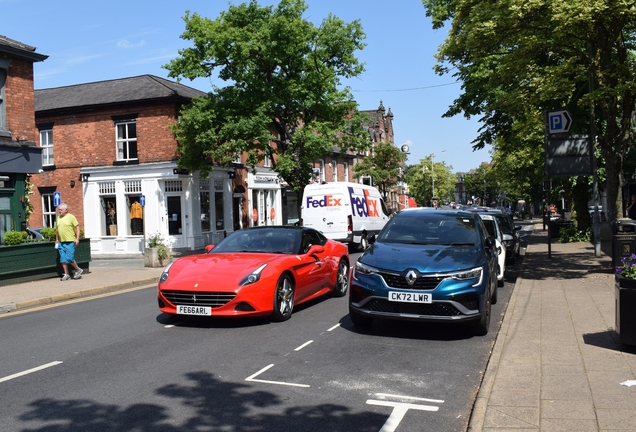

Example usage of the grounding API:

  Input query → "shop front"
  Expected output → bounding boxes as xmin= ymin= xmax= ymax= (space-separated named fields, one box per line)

xmin=81 ymin=162 xmax=234 ymax=257
xmin=248 ymin=169 xmax=283 ymax=227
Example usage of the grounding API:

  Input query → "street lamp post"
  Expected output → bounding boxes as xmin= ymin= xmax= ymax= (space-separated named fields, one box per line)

xmin=431 ymin=150 xmax=445 ymax=205
xmin=422 ymin=165 xmax=427 ymax=206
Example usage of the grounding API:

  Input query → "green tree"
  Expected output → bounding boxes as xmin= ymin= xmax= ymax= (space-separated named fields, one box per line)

xmin=164 ymin=0 xmax=372 ymax=204
xmin=352 ymin=143 xmax=407 ymax=199
xmin=407 ymin=156 xmax=456 ymax=206
xmin=422 ymin=0 xmax=636 ymax=221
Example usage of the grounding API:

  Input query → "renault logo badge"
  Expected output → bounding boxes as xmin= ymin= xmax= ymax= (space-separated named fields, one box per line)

xmin=405 ymin=270 xmax=417 ymax=286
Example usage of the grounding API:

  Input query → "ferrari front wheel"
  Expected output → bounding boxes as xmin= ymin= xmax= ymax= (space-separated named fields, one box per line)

xmin=271 ymin=274 xmax=295 ymax=322
xmin=332 ymin=259 xmax=349 ymax=297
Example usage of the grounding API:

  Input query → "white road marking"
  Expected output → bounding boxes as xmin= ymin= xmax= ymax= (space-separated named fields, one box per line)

xmin=0 ymin=361 xmax=63 ymax=384
xmin=327 ymin=323 xmax=340 ymax=331
xmin=165 ymin=325 xmax=175 ymax=328
xmin=245 ymin=364 xmax=310 ymax=388
xmin=367 ymin=393 xmax=444 ymax=432
xmin=294 ymin=340 xmax=313 ymax=351
xmin=374 ymin=392 xmax=445 ymax=404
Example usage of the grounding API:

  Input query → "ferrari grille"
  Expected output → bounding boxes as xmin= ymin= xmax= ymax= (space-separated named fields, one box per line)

xmin=363 ymin=299 xmax=463 ymax=316
xmin=379 ymin=273 xmax=445 ymax=290
xmin=162 ymin=291 xmax=236 ymax=307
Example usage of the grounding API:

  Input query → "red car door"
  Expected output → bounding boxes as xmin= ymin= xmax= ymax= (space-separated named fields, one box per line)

xmin=293 ymin=231 xmax=333 ymax=301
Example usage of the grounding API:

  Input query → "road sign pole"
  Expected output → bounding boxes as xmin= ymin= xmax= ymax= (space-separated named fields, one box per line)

xmin=140 ymin=195 xmax=146 ymax=255
xmin=544 ymin=111 xmax=552 ymax=258
xmin=588 ymin=43 xmax=601 ymax=257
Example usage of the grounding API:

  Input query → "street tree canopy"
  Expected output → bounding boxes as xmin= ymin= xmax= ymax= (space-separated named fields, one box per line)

xmin=164 ymin=0 xmax=371 ymax=195
xmin=407 ymin=156 xmax=456 ymax=206
xmin=422 ymin=0 xmax=636 ymax=221
xmin=352 ymin=142 xmax=407 ymax=199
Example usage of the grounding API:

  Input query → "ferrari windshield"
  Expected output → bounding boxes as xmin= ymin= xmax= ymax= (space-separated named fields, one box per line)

xmin=377 ymin=212 xmax=478 ymax=245
xmin=210 ymin=227 xmax=302 ymax=254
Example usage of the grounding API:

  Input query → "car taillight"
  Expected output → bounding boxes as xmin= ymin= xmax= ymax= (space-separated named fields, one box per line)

xmin=348 ymin=215 xmax=353 ymax=234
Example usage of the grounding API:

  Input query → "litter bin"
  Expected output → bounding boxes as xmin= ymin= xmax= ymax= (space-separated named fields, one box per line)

xmin=615 ymin=275 xmax=636 ymax=345
xmin=611 ymin=219 xmax=636 ymax=268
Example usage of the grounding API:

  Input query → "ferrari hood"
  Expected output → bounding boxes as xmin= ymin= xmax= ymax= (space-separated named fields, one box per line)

xmin=165 ymin=253 xmax=283 ymax=287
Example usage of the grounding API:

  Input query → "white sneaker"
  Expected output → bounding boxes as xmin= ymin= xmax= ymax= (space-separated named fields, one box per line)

xmin=61 ymin=274 xmax=71 ymax=281
xmin=73 ymin=268 xmax=83 ymax=279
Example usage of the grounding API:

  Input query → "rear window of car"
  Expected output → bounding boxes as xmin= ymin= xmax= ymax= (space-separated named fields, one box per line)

xmin=482 ymin=219 xmax=496 ymax=238
xmin=494 ymin=215 xmax=513 ymax=233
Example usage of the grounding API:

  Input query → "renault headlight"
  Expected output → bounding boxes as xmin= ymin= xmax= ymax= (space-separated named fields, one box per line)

xmin=354 ymin=261 xmax=379 ymax=280
xmin=451 ymin=267 xmax=483 ymax=286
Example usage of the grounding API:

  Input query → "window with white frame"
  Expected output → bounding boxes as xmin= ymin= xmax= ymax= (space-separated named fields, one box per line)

xmin=200 ymin=180 xmax=211 ymax=232
xmin=125 ymin=180 xmax=143 ymax=235
xmin=116 ymin=120 xmax=138 ymax=161
xmin=99 ymin=182 xmax=117 ymax=236
xmin=214 ymin=180 xmax=224 ymax=229
xmin=331 ymin=161 xmax=337 ymax=182
xmin=344 ymin=162 xmax=349 ymax=182
xmin=40 ymin=129 xmax=54 ymax=166
xmin=319 ymin=159 xmax=325 ymax=182
xmin=42 ymin=194 xmax=56 ymax=228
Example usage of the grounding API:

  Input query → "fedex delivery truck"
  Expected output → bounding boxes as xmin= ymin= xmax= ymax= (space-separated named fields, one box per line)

xmin=301 ymin=182 xmax=390 ymax=249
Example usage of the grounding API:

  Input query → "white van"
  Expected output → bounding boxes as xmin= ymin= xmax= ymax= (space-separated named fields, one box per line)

xmin=301 ymin=182 xmax=391 ymax=249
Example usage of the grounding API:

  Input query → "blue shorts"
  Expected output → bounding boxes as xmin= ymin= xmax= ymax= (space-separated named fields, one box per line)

xmin=59 ymin=242 xmax=76 ymax=264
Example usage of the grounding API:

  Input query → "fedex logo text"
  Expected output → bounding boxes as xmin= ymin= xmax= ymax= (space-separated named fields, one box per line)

xmin=306 ymin=195 xmax=343 ymax=208
xmin=349 ymin=187 xmax=379 ymax=217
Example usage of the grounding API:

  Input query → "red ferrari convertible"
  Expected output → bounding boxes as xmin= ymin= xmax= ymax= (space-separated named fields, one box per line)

xmin=157 ymin=226 xmax=350 ymax=321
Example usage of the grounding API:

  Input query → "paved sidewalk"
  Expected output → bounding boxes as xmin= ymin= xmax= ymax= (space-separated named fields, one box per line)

xmin=469 ymin=222 xmax=636 ymax=431
xmin=0 ymin=259 xmax=165 ymax=313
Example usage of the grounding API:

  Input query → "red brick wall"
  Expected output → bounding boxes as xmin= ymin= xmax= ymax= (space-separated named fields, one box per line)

xmin=29 ymin=102 xmax=183 ymax=228
xmin=2 ymin=57 xmax=37 ymax=143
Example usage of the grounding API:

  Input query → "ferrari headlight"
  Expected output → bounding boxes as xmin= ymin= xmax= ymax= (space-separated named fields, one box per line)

xmin=451 ymin=267 xmax=483 ymax=286
xmin=159 ymin=261 xmax=174 ymax=284
xmin=353 ymin=261 xmax=379 ymax=280
xmin=239 ymin=264 xmax=268 ymax=286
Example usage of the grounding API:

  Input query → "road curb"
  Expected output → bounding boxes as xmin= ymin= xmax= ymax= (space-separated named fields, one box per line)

xmin=4 ymin=277 xmax=159 ymax=312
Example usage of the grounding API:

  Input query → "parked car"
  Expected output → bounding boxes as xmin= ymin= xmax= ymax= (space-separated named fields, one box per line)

xmin=478 ymin=213 xmax=506 ymax=287
xmin=349 ymin=209 xmax=499 ymax=335
xmin=27 ymin=226 xmax=45 ymax=240
xmin=491 ymin=213 xmax=521 ymax=264
xmin=157 ymin=226 xmax=350 ymax=321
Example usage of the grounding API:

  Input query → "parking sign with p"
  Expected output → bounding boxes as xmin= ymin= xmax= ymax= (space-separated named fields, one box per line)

xmin=547 ymin=109 xmax=572 ymax=134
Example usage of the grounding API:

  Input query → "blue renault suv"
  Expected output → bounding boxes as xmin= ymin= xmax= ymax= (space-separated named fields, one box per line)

xmin=349 ymin=209 xmax=498 ymax=335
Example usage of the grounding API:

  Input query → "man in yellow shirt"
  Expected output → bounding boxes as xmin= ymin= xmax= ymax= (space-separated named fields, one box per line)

xmin=55 ymin=203 xmax=83 ymax=281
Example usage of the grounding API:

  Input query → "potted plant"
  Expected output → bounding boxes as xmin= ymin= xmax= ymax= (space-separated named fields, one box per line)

xmin=107 ymin=202 xmax=117 ymax=236
xmin=615 ymin=253 xmax=636 ymax=345
xmin=144 ymin=232 xmax=172 ymax=267
xmin=616 ymin=254 xmax=636 ymax=289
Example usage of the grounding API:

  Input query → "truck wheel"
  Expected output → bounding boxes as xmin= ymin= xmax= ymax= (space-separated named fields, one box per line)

xmin=359 ymin=234 xmax=368 ymax=251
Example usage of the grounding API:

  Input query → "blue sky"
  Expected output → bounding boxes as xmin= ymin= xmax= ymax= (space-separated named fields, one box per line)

xmin=2 ymin=0 xmax=492 ymax=173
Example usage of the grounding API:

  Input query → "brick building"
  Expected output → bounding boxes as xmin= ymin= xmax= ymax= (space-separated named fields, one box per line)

xmin=31 ymin=75 xmax=219 ymax=256
xmin=30 ymin=71 xmax=397 ymax=256
xmin=0 ymin=36 xmax=47 ymax=244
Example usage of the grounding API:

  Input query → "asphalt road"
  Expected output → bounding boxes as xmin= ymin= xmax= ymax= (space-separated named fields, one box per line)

xmin=0 ymin=245 xmax=524 ymax=432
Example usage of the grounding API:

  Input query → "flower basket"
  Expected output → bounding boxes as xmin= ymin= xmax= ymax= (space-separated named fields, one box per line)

xmin=616 ymin=274 xmax=636 ymax=289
